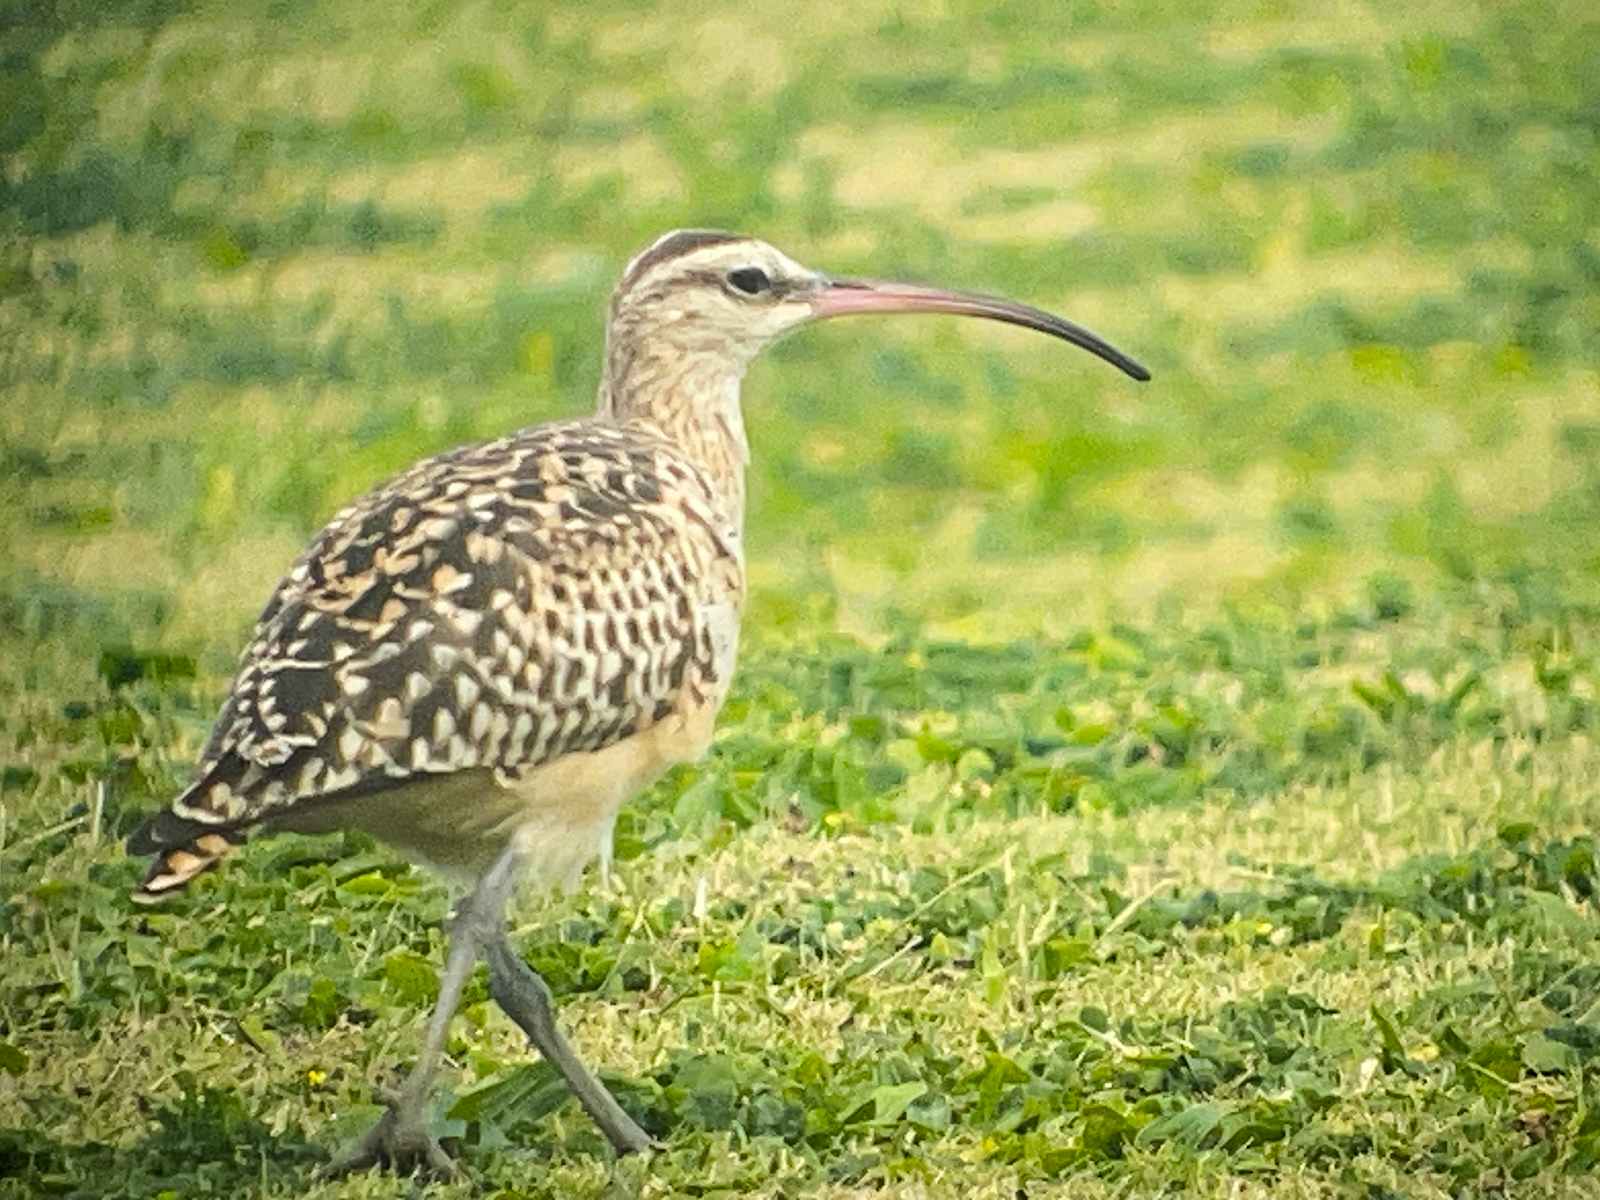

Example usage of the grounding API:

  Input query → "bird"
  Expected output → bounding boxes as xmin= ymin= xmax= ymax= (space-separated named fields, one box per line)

xmin=127 ymin=229 xmax=1150 ymax=1177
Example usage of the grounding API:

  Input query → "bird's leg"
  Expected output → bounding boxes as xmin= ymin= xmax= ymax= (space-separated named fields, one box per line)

xmin=319 ymin=898 xmax=484 ymax=1179
xmin=463 ymin=844 xmax=651 ymax=1155
xmin=322 ymin=844 xmax=650 ymax=1173
xmin=483 ymin=930 xmax=654 ymax=1155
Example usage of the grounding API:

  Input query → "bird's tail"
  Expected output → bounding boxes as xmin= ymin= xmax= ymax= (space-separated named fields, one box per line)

xmin=127 ymin=808 xmax=248 ymax=902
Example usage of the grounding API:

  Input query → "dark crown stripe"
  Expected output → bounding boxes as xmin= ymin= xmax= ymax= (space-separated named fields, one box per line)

xmin=620 ymin=230 xmax=741 ymax=292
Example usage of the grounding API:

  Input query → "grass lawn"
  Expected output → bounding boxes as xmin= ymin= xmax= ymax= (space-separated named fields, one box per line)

xmin=3 ymin=0 xmax=1600 ymax=1195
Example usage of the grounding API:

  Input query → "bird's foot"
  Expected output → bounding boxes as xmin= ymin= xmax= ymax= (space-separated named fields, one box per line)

xmin=317 ymin=1087 xmax=457 ymax=1180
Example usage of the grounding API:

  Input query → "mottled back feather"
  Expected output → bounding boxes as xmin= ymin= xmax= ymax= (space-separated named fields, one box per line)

xmin=129 ymin=418 xmax=742 ymax=894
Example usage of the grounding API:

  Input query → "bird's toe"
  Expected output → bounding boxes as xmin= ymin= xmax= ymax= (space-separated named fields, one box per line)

xmin=317 ymin=1097 xmax=458 ymax=1180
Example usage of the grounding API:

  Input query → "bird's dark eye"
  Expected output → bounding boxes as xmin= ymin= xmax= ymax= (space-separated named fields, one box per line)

xmin=727 ymin=267 xmax=771 ymax=296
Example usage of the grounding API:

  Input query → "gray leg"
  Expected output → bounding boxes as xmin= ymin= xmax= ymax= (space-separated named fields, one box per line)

xmin=483 ymin=930 xmax=653 ymax=1155
xmin=320 ymin=844 xmax=650 ymax=1175
xmin=319 ymin=900 xmax=483 ymax=1179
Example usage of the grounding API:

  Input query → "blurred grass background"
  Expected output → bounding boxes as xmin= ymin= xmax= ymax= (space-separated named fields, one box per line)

xmin=4 ymin=0 xmax=1598 ymax=671
xmin=5 ymin=1 xmax=1600 ymax=1196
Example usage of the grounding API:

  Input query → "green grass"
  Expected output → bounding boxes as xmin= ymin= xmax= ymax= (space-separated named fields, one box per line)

xmin=4 ymin=0 xmax=1600 ymax=1195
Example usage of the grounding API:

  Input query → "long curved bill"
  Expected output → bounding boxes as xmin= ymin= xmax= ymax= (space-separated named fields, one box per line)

xmin=811 ymin=279 xmax=1151 ymax=382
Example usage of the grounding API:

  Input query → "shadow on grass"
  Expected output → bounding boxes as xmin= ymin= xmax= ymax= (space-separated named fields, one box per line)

xmin=0 ymin=1077 xmax=317 ymax=1199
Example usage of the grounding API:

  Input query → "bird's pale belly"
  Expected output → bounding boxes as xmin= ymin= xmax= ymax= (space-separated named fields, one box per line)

xmin=272 ymin=697 xmax=720 ymax=886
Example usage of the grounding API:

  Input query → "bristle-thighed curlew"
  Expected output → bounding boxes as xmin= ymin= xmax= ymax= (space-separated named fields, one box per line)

xmin=127 ymin=229 xmax=1150 ymax=1177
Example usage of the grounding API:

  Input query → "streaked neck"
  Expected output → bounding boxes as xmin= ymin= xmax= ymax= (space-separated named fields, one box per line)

xmin=596 ymin=344 xmax=749 ymax=529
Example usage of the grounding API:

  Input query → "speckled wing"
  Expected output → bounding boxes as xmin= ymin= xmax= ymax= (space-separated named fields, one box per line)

xmin=128 ymin=419 xmax=743 ymax=891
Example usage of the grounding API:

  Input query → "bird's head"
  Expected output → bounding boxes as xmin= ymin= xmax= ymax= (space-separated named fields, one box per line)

xmin=605 ymin=228 xmax=1152 ymax=381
